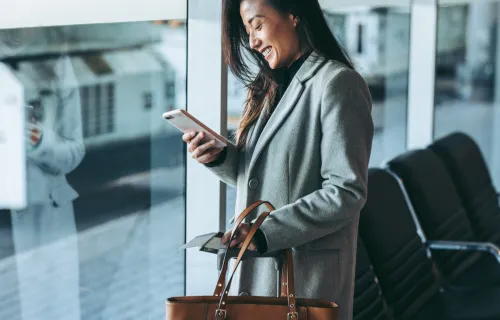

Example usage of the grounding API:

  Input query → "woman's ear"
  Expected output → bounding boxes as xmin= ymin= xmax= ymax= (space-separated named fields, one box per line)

xmin=288 ymin=14 xmax=299 ymax=27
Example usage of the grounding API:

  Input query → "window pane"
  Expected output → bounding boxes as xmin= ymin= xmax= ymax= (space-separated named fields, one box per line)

xmin=434 ymin=0 xmax=500 ymax=189
xmin=225 ymin=4 xmax=411 ymax=224
xmin=0 ymin=20 xmax=186 ymax=319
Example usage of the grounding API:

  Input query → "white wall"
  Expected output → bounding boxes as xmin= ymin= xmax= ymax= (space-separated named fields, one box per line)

xmin=185 ymin=0 xmax=227 ymax=296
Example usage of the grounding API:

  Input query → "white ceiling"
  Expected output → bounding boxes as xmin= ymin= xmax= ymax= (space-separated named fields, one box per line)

xmin=0 ymin=0 xmax=186 ymax=30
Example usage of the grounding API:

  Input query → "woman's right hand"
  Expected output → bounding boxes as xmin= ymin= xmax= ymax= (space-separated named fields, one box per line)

xmin=183 ymin=131 xmax=225 ymax=164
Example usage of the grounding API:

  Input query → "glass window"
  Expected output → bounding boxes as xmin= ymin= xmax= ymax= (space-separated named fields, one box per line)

xmin=0 ymin=20 xmax=186 ymax=319
xmin=225 ymin=4 xmax=411 ymax=224
xmin=434 ymin=0 xmax=500 ymax=189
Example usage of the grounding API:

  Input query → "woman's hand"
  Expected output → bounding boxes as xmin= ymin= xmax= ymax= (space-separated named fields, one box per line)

xmin=183 ymin=131 xmax=224 ymax=164
xmin=26 ymin=122 xmax=43 ymax=148
xmin=221 ymin=223 xmax=258 ymax=251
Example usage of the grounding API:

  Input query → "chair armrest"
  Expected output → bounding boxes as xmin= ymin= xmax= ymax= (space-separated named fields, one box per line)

xmin=427 ymin=240 xmax=500 ymax=263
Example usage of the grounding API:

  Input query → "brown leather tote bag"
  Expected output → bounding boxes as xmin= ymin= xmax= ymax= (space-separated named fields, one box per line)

xmin=165 ymin=200 xmax=338 ymax=320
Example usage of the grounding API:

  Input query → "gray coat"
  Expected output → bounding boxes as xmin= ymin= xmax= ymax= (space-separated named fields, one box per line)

xmin=24 ymin=56 xmax=85 ymax=208
xmin=208 ymin=51 xmax=373 ymax=320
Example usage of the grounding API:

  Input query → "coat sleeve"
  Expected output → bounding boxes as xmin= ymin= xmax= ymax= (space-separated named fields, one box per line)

xmin=27 ymin=57 xmax=85 ymax=175
xmin=204 ymin=141 xmax=240 ymax=188
xmin=259 ymin=69 xmax=374 ymax=252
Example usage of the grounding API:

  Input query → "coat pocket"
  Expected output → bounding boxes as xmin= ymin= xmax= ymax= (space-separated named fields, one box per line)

xmin=295 ymin=248 xmax=341 ymax=300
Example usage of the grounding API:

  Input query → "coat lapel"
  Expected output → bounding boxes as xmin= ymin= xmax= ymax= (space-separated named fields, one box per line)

xmin=247 ymin=52 xmax=327 ymax=173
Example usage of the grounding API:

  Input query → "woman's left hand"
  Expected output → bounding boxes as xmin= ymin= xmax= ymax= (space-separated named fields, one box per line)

xmin=221 ymin=223 xmax=258 ymax=251
xmin=26 ymin=122 xmax=43 ymax=147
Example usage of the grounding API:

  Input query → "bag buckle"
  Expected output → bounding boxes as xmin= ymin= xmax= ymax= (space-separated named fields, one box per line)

xmin=215 ymin=309 xmax=227 ymax=319
xmin=287 ymin=312 xmax=298 ymax=319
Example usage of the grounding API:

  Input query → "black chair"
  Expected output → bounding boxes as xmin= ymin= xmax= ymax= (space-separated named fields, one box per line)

xmin=387 ymin=149 xmax=500 ymax=287
xmin=429 ymin=132 xmax=500 ymax=243
xmin=353 ymin=238 xmax=391 ymax=320
xmin=359 ymin=168 xmax=500 ymax=320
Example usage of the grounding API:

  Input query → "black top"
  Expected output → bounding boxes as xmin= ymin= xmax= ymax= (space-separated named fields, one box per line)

xmin=272 ymin=51 xmax=310 ymax=115
xmin=207 ymin=52 xmax=311 ymax=253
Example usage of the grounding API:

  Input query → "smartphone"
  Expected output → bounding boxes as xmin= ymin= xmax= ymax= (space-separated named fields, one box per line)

xmin=162 ymin=109 xmax=228 ymax=149
xmin=179 ymin=231 xmax=225 ymax=254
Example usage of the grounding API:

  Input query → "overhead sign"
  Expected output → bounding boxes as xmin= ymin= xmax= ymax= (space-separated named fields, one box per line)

xmin=0 ymin=63 xmax=26 ymax=209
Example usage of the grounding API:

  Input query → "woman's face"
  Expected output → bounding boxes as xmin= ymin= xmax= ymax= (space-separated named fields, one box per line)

xmin=240 ymin=0 xmax=301 ymax=69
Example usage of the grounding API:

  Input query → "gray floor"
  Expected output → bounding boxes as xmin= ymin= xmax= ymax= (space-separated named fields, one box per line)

xmin=0 ymin=168 xmax=185 ymax=320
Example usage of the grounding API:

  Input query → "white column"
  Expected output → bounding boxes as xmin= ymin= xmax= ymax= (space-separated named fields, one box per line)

xmin=382 ymin=8 xmax=411 ymax=163
xmin=406 ymin=0 xmax=438 ymax=149
xmin=186 ymin=0 xmax=228 ymax=295
xmin=0 ymin=64 xmax=26 ymax=209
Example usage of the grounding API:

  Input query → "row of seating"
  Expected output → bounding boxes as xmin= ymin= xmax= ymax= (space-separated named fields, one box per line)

xmin=353 ymin=132 xmax=500 ymax=320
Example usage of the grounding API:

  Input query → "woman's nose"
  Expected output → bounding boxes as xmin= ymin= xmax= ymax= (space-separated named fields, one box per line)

xmin=249 ymin=34 xmax=261 ymax=51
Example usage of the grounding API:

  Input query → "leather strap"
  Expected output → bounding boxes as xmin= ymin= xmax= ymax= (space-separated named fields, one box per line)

xmin=281 ymin=253 xmax=288 ymax=297
xmin=216 ymin=211 xmax=297 ymax=316
xmin=213 ymin=200 xmax=276 ymax=296
xmin=284 ymin=249 xmax=297 ymax=315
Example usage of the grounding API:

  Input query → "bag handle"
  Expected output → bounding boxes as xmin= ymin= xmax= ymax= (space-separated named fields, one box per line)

xmin=213 ymin=200 xmax=278 ymax=297
xmin=215 ymin=211 xmax=297 ymax=319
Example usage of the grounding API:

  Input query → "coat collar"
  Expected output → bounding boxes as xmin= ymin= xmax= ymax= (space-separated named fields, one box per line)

xmin=248 ymin=51 xmax=327 ymax=173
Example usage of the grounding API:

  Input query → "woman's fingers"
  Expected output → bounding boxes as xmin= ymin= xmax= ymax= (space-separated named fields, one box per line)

xmin=221 ymin=224 xmax=250 ymax=248
xmin=182 ymin=131 xmax=196 ymax=143
xmin=197 ymin=146 xmax=223 ymax=164
xmin=221 ymin=231 xmax=231 ymax=245
xmin=192 ymin=140 xmax=216 ymax=159
xmin=187 ymin=132 xmax=204 ymax=153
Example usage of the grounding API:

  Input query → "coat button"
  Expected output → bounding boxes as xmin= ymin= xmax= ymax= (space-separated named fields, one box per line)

xmin=248 ymin=178 xmax=259 ymax=189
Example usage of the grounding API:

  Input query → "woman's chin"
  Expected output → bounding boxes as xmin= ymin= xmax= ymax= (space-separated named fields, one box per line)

xmin=267 ymin=58 xmax=278 ymax=69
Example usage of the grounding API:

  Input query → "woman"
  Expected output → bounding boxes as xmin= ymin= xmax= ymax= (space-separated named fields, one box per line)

xmin=183 ymin=0 xmax=373 ymax=319
xmin=9 ymin=52 xmax=84 ymax=320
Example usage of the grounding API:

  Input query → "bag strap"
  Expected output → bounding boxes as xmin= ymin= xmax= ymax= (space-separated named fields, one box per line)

xmin=215 ymin=211 xmax=297 ymax=319
xmin=213 ymin=200 xmax=277 ymax=297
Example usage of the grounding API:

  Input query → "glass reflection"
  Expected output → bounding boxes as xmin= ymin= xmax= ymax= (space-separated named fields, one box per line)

xmin=0 ymin=20 xmax=186 ymax=320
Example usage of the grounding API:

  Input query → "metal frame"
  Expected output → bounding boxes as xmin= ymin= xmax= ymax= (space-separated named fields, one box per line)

xmin=385 ymin=166 xmax=500 ymax=265
xmin=427 ymin=240 xmax=500 ymax=263
xmin=385 ymin=168 xmax=428 ymax=243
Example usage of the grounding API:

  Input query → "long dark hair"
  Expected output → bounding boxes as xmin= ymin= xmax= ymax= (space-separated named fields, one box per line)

xmin=222 ymin=0 xmax=354 ymax=149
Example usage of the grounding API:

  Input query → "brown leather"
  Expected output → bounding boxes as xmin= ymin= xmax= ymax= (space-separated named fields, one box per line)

xmin=215 ymin=211 xmax=300 ymax=315
xmin=166 ymin=200 xmax=339 ymax=320
xmin=166 ymin=296 xmax=338 ymax=320
xmin=214 ymin=201 xmax=282 ymax=297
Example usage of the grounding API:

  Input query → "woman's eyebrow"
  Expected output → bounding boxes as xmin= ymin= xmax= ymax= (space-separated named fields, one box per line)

xmin=248 ymin=14 xmax=265 ymax=24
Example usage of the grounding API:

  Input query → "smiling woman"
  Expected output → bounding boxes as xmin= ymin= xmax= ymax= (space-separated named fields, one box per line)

xmin=181 ymin=0 xmax=374 ymax=320
xmin=221 ymin=0 xmax=355 ymax=149
xmin=240 ymin=0 xmax=302 ymax=70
